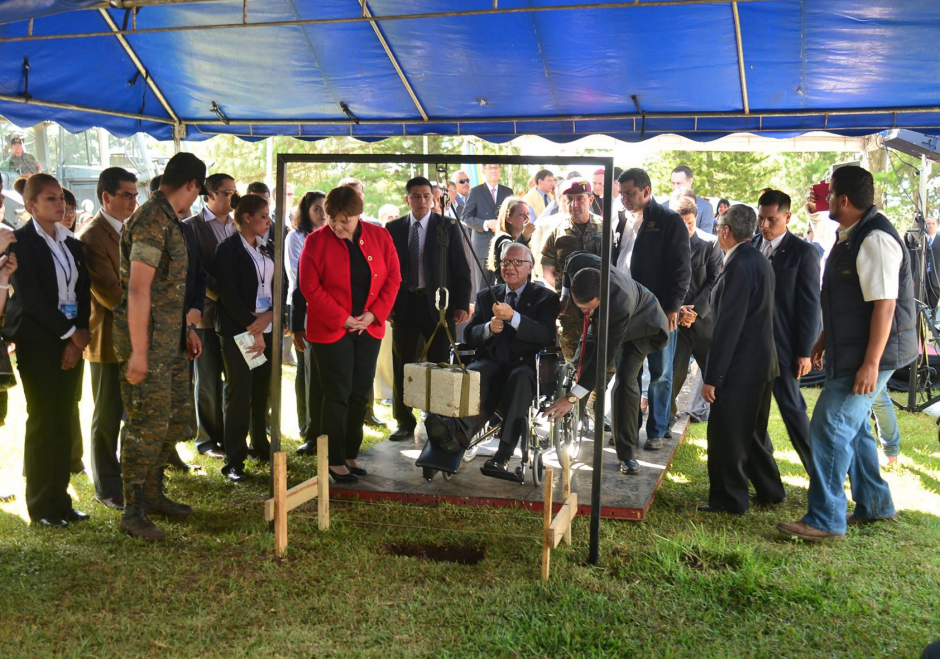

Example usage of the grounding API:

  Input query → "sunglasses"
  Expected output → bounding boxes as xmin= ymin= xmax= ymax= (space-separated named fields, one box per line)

xmin=458 ymin=178 xmax=470 ymax=184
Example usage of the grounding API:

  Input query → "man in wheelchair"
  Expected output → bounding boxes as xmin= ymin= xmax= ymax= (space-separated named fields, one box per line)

xmin=424 ymin=243 xmax=560 ymax=476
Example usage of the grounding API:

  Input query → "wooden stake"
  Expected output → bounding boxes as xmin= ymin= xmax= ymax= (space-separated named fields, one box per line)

xmin=541 ymin=466 xmax=554 ymax=581
xmin=317 ymin=434 xmax=330 ymax=531
xmin=273 ymin=451 xmax=288 ymax=557
xmin=561 ymin=445 xmax=572 ymax=546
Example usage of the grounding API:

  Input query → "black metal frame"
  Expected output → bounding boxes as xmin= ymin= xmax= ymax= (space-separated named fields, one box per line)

xmin=272 ymin=152 xmax=614 ymax=564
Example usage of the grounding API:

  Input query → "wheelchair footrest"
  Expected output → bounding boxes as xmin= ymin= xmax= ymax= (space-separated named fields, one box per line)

xmin=415 ymin=439 xmax=465 ymax=475
xmin=480 ymin=464 xmax=525 ymax=484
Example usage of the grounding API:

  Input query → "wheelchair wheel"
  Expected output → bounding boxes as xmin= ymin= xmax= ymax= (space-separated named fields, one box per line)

xmin=554 ymin=395 xmax=583 ymax=461
xmin=531 ymin=447 xmax=544 ymax=486
xmin=442 ymin=470 xmax=455 ymax=481
xmin=463 ymin=441 xmax=482 ymax=463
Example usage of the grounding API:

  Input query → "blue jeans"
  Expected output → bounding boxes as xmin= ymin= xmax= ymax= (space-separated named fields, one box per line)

xmin=639 ymin=329 xmax=678 ymax=439
xmin=870 ymin=385 xmax=900 ymax=457
xmin=803 ymin=370 xmax=896 ymax=534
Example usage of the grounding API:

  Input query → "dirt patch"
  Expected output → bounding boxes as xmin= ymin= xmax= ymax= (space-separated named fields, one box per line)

xmin=385 ymin=542 xmax=486 ymax=565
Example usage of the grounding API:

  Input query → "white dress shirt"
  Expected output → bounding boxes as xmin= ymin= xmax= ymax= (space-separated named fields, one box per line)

xmin=100 ymin=209 xmax=124 ymax=235
xmin=34 ymin=220 xmax=78 ymax=339
xmin=759 ymin=231 xmax=786 ymax=258
xmin=240 ymin=233 xmax=275 ymax=333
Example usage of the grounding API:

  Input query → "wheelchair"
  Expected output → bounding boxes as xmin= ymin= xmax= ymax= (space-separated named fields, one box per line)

xmin=415 ymin=344 xmax=585 ymax=486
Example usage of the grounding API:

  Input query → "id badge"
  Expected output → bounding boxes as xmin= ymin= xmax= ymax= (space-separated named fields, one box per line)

xmin=59 ymin=293 xmax=78 ymax=319
xmin=256 ymin=296 xmax=272 ymax=310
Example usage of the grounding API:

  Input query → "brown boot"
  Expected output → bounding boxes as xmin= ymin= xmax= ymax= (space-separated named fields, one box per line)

xmin=119 ymin=485 xmax=165 ymax=541
xmin=143 ymin=465 xmax=193 ymax=518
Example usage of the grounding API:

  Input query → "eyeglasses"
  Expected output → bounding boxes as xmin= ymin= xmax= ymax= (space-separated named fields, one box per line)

xmin=457 ymin=178 xmax=470 ymax=184
xmin=499 ymin=259 xmax=532 ymax=268
xmin=214 ymin=189 xmax=237 ymax=197
xmin=113 ymin=192 xmax=139 ymax=201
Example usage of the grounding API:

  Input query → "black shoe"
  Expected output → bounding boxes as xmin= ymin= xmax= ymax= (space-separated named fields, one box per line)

xmin=33 ymin=517 xmax=68 ymax=529
xmin=296 ymin=442 xmax=316 ymax=456
xmin=750 ymin=493 xmax=787 ymax=506
xmin=328 ymin=468 xmax=359 ymax=483
xmin=365 ymin=414 xmax=388 ymax=429
xmin=96 ymin=495 xmax=125 ymax=510
xmin=663 ymin=429 xmax=673 ymax=440
xmin=619 ymin=459 xmax=641 ymax=475
xmin=388 ymin=426 xmax=416 ymax=442
xmin=669 ymin=414 xmax=679 ymax=427
xmin=424 ymin=415 xmax=461 ymax=453
xmin=65 ymin=509 xmax=90 ymax=523
xmin=483 ymin=457 xmax=510 ymax=472
xmin=225 ymin=467 xmax=250 ymax=483
xmin=346 ymin=465 xmax=368 ymax=477
xmin=166 ymin=450 xmax=192 ymax=473
xmin=697 ymin=505 xmax=745 ymax=515
xmin=644 ymin=437 xmax=664 ymax=450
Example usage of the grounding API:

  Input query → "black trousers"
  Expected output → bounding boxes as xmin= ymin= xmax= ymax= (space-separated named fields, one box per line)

xmin=89 ymin=362 xmax=126 ymax=500
xmin=295 ymin=344 xmax=308 ymax=437
xmin=311 ymin=332 xmax=381 ymax=466
xmin=392 ymin=291 xmax=453 ymax=430
xmin=17 ymin=340 xmax=83 ymax=521
xmin=452 ymin=359 xmax=535 ymax=454
xmin=194 ymin=328 xmax=225 ymax=454
xmin=671 ymin=326 xmax=710 ymax=418
xmin=220 ymin=332 xmax=273 ymax=472
xmin=69 ymin=365 xmax=84 ymax=472
xmin=302 ymin=339 xmax=323 ymax=444
xmin=707 ymin=380 xmax=785 ymax=513
xmin=611 ymin=342 xmax=646 ymax=462
xmin=771 ymin=366 xmax=813 ymax=473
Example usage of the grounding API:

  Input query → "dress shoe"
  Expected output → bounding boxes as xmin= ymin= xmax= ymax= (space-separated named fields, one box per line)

xmin=619 ymin=459 xmax=641 ymax=475
xmin=346 ymin=465 xmax=368 ymax=477
xmin=296 ymin=442 xmax=316 ymax=456
xmin=388 ymin=426 xmax=416 ymax=442
xmin=776 ymin=520 xmax=845 ymax=541
xmin=65 ymin=508 xmax=90 ymax=523
xmin=423 ymin=415 xmax=461 ymax=453
xmin=847 ymin=512 xmax=898 ymax=526
xmin=328 ymin=468 xmax=359 ymax=483
xmin=365 ymin=414 xmax=388 ymax=429
xmin=697 ymin=505 xmax=744 ymax=515
xmin=96 ymin=495 xmax=125 ymax=511
xmin=644 ymin=436 xmax=663 ymax=450
xmin=749 ymin=493 xmax=786 ymax=506
xmin=483 ymin=457 xmax=510 ymax=472
xmin=200 ymin=448 xmax=226 ymax=460
xmin=32 ymin=517 xmax=68 ymax=529
xmin=225 ymin=467 xmax=250 ymax=483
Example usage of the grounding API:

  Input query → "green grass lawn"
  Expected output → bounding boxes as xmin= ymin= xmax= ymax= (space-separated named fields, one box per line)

xmin=1 ymin=365 xmax=939 ymax=658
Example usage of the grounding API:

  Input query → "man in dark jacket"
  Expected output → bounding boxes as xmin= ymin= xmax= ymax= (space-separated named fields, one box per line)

xmin=779 ymin=166 xmax=916 ymax=541
xmin=701 ymin=204 xmax=786 ymax=514
xmin=543 ymin=251 xmax=669 ymax=475
xmin=619 ymin=168 xmax=691 ymax=451
xmin=754 ymin=190 xmax=821 ymax=474
xmin=424 ymin=244 xmax=559 ymax=475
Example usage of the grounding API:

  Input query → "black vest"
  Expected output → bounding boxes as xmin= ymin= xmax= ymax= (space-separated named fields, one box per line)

xmin=821 ymin=207 xmax=916 ymax=379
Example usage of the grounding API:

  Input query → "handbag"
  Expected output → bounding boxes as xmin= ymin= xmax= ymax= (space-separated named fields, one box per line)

xmin=0 ymin=340 xmax=16 ymax=390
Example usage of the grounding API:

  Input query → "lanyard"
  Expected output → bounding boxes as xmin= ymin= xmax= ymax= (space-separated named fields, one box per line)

xmin=246 ymin=244 xmax=267 ymax=289
xmin=49 ymin=241 xmax=73 ymax=288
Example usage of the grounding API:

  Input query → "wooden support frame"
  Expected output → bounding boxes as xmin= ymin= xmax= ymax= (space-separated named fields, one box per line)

xmin=541 ymin=450 xmax=577 ymax=581
xmin=263 ymin=435 xmax=330 ymax=557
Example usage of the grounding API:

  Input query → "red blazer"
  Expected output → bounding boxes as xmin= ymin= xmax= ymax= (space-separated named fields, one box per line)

xmin=299 ymin=221 xmax=401 ymax=344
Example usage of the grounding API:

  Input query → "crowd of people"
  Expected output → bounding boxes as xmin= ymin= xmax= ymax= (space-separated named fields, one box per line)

xmin=0 ymin=150 xmax=916 ymax=544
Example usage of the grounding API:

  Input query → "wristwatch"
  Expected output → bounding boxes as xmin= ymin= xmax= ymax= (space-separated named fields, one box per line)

xmin=567 ymin=394 xmax=578 ymax=404
xmin=187 ymin=323 xmax=197 ymax=333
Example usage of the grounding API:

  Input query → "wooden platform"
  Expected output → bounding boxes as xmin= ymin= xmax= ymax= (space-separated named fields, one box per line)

xmin=330 ymin=412 xmax=691 ymax=521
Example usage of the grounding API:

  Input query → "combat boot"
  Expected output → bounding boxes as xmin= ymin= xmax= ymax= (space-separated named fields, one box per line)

xmin=119 ymin=484 xmax=165 ymax=541
xmin=143 ymin=466 xmax=193 ymax=518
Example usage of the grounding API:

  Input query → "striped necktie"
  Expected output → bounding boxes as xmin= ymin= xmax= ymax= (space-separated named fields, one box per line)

xmin=407 ymin=221 xmax=421 ymax=291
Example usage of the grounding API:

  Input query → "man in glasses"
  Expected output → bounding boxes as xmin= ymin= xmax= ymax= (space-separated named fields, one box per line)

xmin=77 ymin=167 xmax=139 ymax=510
xmin=451 ymin=170 xmax=471 ymax=215
xmin=423 ymin=244 xmax=559 ymax=477
xmin=183 ymin=173 xmax=238 ymax=460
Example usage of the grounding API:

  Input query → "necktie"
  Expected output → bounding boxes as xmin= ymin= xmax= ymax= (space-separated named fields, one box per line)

xmin=928 ymin=237 xmax=934 ymax=274
xmin=491 ymin=187 xmax=497 ymax=204
xmin=762 ymin=239 xmax=774 ymax=259
xmin=407 ymin=221 xmax=421 ymax=291
xmin=507 ymin=291 xmax=517 ymax=309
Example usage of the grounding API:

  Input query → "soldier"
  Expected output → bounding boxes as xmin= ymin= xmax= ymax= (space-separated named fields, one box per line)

xmin=113 ymin=152 xmax=206 ymax=541
xmin=539 ymin=179 xmax=603 ymax=361
xmin=3 ymin=135 xmax=42 ymax=176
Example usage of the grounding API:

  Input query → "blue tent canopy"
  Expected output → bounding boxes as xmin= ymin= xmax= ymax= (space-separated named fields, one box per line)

xmin=0 ymin=0 xmax=938 ymax=143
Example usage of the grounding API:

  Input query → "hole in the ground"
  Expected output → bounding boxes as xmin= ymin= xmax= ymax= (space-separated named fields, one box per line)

xmin=385 ymin=542 xmax=486 ymax=565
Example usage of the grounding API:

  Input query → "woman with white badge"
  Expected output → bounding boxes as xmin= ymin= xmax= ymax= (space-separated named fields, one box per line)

xmin=213 ymin=194 xmax=286 ymax=483
xmin=2 ymin=174 xmax=91 ymax=527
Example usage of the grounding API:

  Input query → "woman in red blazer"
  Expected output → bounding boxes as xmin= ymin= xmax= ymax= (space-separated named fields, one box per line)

xmin=299 ymin=186 xmax=401 ymax=481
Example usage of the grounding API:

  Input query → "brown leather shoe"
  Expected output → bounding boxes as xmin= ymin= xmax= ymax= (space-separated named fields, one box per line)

xmin=201 ymin=449 xmax=226 ymax=459
xmin=847 ymin=512 xmax=898 ymax=525
xmin=96 ymin=495 xmax=125 ymax=510
xmin=776 ymin=520 xmax=845 ymax=541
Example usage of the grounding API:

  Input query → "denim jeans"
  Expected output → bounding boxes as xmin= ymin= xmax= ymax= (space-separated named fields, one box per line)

xmin=638 ymin=329 xmax=678 ymax=439
xmin=803 ymin=370 xmax=896 ymax=534
xmin=870 ymin=384 xmax=900 ymax=457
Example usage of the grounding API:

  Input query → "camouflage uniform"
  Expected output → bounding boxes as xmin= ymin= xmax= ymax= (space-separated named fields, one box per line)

xmin=541 ymin=213 xmax=603 ymax=361
xmin=3 ymin=152 xmax=41 ymax=175
xmin=113 ymin=191 xmax=192 ymax=525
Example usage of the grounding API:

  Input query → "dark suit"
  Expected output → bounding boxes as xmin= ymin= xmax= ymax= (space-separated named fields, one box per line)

xmin=3 ymin=223 xmax=91 ymax=522
xmin=671 ymin=233 xmax=722 ymax=417
xmin=183 ymin=209 xmax=230 ymax=453
xmin=461 ymin=182 xmax=513 ymax=290
xmin=704 ymin=241 xmax=785 ymax=512
xmin=444 ymin=282 xmax=558 ymax=455
xmin=922 ymin=233 xmax=940 ymax=311
xmin=754 ymin=231 xmax=821 ymax=472
xmin=564 ymin=252 xmax=669 ymax=462
xmin=212 ymin=233 xmax=287 ymax=473
xmin=386 ymin=212 xmax=472 ymax=431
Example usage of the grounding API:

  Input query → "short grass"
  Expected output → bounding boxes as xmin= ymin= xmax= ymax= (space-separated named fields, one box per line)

xmin=1 ymin=365 xmax=939 ymax=658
